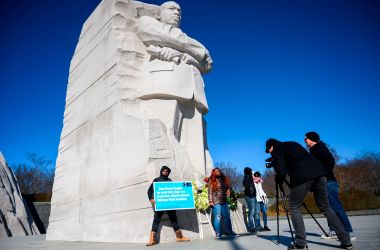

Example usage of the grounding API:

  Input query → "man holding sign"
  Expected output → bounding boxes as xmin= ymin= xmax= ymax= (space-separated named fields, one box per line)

xmin=146 ymin=166 xmax=190 ymax=246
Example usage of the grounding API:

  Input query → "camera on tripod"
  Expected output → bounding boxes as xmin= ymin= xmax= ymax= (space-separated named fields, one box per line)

xmin=265 ymin=157 xmax=275 ymax=169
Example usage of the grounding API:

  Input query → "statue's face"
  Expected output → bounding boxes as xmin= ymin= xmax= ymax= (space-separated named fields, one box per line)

xmin=160 ymin=2 xmax=181 ymax=27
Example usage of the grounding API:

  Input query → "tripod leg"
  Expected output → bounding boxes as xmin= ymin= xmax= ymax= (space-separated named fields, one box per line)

xmin=302 ymin=202 xmax=328 ymax=237
xmin=280 ymin=188 xmax=295 ymax=245
xmin=283 ymin=179 xmax=329 ymax=238
xmin=276 ymin=183 xmax=279 ymax=244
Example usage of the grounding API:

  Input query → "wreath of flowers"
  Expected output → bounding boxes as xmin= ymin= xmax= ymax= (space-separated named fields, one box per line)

xmin=192 ymin=179 xmax=210 ymax=212
xmin=227 ymin=188 xmax=238 ymax=211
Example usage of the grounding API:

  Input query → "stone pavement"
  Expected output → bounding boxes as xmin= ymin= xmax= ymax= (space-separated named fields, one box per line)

xmin=1 ymin=214 xmax=379 ymax=250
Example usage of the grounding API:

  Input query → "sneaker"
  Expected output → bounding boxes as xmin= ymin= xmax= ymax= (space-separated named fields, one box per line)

xmin=350 ymin=233 xmax=357 ymax=240
xmin=247 ymin=228 xmax=256 ymax=233
xmin=340 ymin=243 xmax=353 ymax=250
xmin=227 ymin=232 xmax=239 ymax=237
xmin=287 ymin=244 xmax=309 ymax=250
xmin=256 ymin=226 xmax=265 ymax=232
xmin=321 ymin=230 xmax=337 ymax=239
xmin=215 ymin=233 xmax=222 ymax=239
xmin=263 ymin=226 xmax=271 ymax=231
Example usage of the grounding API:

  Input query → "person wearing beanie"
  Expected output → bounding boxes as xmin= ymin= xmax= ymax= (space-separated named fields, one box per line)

xmin=305 ymin=132 xmax=355 ymax=240
xmin=305 ymin=132 xmax=320 ymax=143
xmin=146 ymin=166 xmax=190 ymax=246
xmin=243 ymin=167 xmax=260 ymax=232
xmin=265 ymin=138 xmax=352 ymax=250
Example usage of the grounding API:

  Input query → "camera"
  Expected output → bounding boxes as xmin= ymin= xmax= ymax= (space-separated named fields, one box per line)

xmin=265 ymin=157 xmax=275 ymax=169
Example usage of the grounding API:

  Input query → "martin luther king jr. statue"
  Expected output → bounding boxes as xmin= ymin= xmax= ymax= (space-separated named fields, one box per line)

xmin=137 ymin=1 xmax=213 ymax=179
xmin=47 ymin=1 xmax=224 ymax=243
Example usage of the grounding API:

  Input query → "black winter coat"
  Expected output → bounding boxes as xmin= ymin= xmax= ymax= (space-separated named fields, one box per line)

xmin=147 ymin=166 xmax=172 ymax=200
xmin=309 ymin=142 xmax=337 ymax=182
xmin=271 ymin=141 xmax=327 ymax=187
xmin=243 ymin=174 xmax=256 ymax=198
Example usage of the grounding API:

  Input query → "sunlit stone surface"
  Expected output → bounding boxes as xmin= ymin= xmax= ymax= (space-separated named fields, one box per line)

xmin=0 ymin=152 xmax=40 ymax=238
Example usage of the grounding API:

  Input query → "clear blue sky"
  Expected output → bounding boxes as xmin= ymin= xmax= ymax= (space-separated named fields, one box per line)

xmin=1 ymin=0 xmax=379 ymax=174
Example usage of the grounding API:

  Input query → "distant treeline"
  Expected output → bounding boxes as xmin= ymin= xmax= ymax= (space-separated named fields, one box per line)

xmin=11 ymin=151 xmax=380 ymax=203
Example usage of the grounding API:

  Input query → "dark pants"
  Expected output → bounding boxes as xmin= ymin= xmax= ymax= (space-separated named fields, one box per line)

xmin=327 ymin=181 xmax=353 ymax=233
xmin=151 ymin=210 xmax=180 ymax=232
xmin=288 ymin=176 xmax=350 ymax=246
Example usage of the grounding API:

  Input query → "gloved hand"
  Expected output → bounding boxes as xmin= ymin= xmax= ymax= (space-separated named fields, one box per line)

xmin=263 ymin=195 xmax=269 ymax=204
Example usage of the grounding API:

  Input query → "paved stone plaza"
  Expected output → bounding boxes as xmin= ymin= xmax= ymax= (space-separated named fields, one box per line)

xmin=1 ymin=214 xmax=379 ymax=250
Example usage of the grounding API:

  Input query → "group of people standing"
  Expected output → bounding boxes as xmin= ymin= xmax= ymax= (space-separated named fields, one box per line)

xmin=207 ymin=167 xmax=270 ymax=238
xmin=265 ymin=131 xmax=354 ymax=249
xmin=145 ymin=131 xmax=355 ymax=250
xmin=243 ymin=167 xmax=271 ymax=233
xmin=145 ymin=166 xmax=271 ymax=245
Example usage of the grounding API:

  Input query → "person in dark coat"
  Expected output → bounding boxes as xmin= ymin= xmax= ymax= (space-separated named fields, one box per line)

xmin=243 ymin=167 xmax=261 ymax=232
xmin=305 ymin=132 xmax=355 ymax=239
xmin=146 ymin=166 xmax=190 ymax=246
xmin=265 ymin=138 xmax=352 ymax=250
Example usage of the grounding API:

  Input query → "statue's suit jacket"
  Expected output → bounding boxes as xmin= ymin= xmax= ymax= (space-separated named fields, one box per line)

xmin=137 ymin=16 xmax=209 ymax=114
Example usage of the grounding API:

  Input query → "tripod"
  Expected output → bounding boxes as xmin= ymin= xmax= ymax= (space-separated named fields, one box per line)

xmin=274 ymin=177 xmax=329 ymax=245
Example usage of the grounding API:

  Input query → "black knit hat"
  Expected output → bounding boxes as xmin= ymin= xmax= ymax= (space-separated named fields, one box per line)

xmin=244 ymin=167 xmax=252 ymax=175
xmin=305 ymin=132 xmax=320 ymax=143
xmin=254 ymin=171 xmax=261 ymax=177
xmin=265 ymin=138 xmax=281 ymax=153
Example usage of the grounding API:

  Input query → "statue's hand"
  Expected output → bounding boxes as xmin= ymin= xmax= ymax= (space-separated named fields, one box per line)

xmin=204 ymin=49 xmax=213 ymax=71
xmin=159 ymin=47 xmax=182 ymax=62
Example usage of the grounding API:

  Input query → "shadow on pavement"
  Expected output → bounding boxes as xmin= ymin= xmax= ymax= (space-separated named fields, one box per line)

xmin=257 ymin=234 xmax=293 ymax=247
xmin=306 ymin=239 xmax=342 ymax=249
xmin=215 ymin=236 xmax=247 ymax=250
xmin=283 ymin=230 xmax=322 ymax=237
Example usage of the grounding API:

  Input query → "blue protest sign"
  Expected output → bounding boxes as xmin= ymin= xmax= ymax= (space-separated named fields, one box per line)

xmin=153 ymin=181 xmax=195 ymax=211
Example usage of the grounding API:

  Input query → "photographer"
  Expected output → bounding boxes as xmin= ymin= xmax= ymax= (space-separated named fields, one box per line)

xmin=265 ymin=138 xmax=352 ymax=250
xmin=305 ymin=132 xmax=355 ymax=239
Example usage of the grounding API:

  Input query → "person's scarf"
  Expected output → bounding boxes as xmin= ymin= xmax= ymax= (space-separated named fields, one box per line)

xmin=253 ymin=175 xmax=263 ymax=183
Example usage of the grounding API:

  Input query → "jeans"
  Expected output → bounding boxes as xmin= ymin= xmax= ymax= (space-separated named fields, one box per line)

xmin=288 ymin=177 xmax=350 ymax=246
xmin=151 ymin=210 xmax=179 ymax=232
xmin=327 ymin=181 xmax=353 ymax=233
xmin=245 ymin=196 xmax=260 ymax=230
xmin=257 ymin=201 xmax=268 ymax=227
xmin=212 ymin=203 xmax=233 ymax=235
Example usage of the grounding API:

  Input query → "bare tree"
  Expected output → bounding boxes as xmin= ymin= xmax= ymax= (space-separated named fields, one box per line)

xmin=12 ymin=153 xmax=54 ymax=194
xmin=327 ymin=145 xmax=341 ymax=164
xmin=262 ymin=169 xmax=276 ymax=196
xmin=262 ymin=169 xmax=291 ymax=197
xmin=334 ymin=152 xmax=380 ymax=194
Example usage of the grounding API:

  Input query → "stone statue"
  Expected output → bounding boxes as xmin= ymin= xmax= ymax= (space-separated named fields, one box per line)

xmin=47 ymin=0 xmax=244 ymax=243
xmin=137 ymin=1 xmax=213 ymax=180
xmin=0 ymin=152 xmax=40 ymax=238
